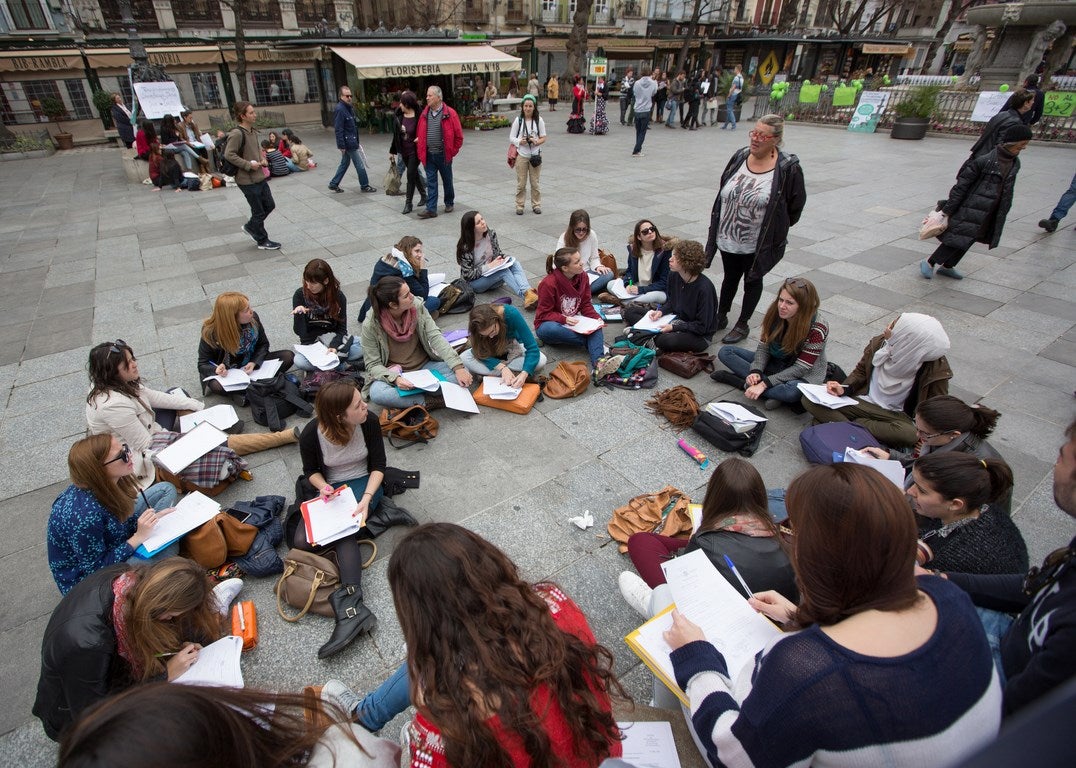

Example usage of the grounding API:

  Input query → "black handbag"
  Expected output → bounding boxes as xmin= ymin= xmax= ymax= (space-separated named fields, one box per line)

xmin=529 ymin=151 xmax=542 ymax=167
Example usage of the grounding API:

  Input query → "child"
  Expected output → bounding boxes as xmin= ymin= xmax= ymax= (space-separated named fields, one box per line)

xmin=262 ymin=139 xmax=291 ymax=177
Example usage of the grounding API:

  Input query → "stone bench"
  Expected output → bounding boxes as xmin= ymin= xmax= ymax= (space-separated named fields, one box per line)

xmin=492 ymin=98 xmax=523 ymax=112
xmin=121 ymin=147 xmax=149 ymax=183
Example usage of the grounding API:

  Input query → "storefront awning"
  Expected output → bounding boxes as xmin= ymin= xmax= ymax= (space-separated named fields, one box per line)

xmin=330 ymin=44 xmax=521 ymax=79
xmin=0 ymin=49 xmax=84 ymax=73
xmin=85 ymin=45 xmax=234 ymax=69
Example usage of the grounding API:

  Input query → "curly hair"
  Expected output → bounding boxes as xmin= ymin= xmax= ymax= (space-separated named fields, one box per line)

xmin=671 ymin=239 xmax=706 ymax=276
xmin=87 ymin=340 xmax=141 ymax=403
xmin=388 ymin=523 xmax=625 ymax=768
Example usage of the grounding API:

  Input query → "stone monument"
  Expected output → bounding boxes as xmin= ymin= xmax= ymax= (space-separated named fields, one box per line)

xmin=964 ymin=1 xmax=1075 ymax=90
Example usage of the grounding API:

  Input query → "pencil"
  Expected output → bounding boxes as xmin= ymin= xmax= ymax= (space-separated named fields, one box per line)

xmin=139 ymin=489 xmax=151 ymax=510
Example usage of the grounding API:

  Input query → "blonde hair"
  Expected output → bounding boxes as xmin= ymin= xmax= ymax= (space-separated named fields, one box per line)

xmin=200 ymin=292 xmax=251 ymax=353
xmin=68 ymin=435 xmax=139 ymax=522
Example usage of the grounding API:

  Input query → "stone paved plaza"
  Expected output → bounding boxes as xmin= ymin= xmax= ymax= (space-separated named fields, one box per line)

xmin=1 ymin=105 xmax=1075 ymax=766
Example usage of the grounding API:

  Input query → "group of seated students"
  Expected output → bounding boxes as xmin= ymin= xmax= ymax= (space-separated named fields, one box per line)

xmin=36 ymin=206 xmax=1075 ymax=767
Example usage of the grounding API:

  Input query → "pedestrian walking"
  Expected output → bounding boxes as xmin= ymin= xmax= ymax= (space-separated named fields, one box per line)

xmin=723 ymin=65 xmax=744 ymax=130
xmin=225 ymin=101 xmax=280 ymax=250
xmin=1038 ymin=170 xmax=1076 ymax=233
xmin=630 ymin=65 xmax=658 ymax=157
xmin=619 ymin=67 xmax=635 ymax=125
xmin=416 ymin=86 xmax=464 ymax=219
xmin=328 ymin=86 xmax=377 ymax=194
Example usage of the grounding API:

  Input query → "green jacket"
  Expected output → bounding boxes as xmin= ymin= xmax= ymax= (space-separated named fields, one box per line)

xmin=360 ymin=304 xmax=463 ymax=399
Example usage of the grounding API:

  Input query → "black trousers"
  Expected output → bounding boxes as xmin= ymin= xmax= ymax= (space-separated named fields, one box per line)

xmin=718 ymin=250 xmax=764 ymax=324
xmin=655 ymin=332 xmax=709 ymax=353
xmin=928 ymin=243 xmax=970 ymax=268
xmin=403 ymin=153 xmax=425 ymax=204
xmin=238 ymin=181 xmax=275 ymax=243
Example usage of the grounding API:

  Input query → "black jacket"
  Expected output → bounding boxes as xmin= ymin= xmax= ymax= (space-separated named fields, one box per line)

xmin=685 ymin=530 xmax=798 ymax=602
xmin=940 ymin=148 xmax=1019 ymax=251
xmin=292 ymin=287 xmax=349 ymax=348
xmin=705 ymin=147 xmax=807 ymax=280
xmin=33 ymin=565 xmax=131 ymax=741
xmin=196 ymin=310 xmax=271 ymax=382
xmin=969 ymin=108 xmax=1022 ymax=158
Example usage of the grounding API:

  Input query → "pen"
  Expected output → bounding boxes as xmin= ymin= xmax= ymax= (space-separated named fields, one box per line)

xmin=139 ymin=489 xmax=151 ymax=510
xmin=723 ymin=555 xmax=753 ymax=598
xmin=155 ymin=651 xmax=180 ymax=658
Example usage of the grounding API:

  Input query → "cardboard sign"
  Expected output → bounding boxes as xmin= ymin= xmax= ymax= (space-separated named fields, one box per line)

xmin=832 ymin=86 xmax=857 ymax=107
xmin=1043 ymin=91 xmax=1075 ymax=118
xmin=133 ymin=81 xmax=185 ymax=119
xmin=848 ymin=91 xmax=890 ymax=133
xmin=970 ymin=91 xmax=1010 ymax=122
xmin=799 ymin=83 xmax=822 ymax=103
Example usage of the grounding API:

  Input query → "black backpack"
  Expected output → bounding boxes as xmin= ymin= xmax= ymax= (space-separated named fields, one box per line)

xmin=439 ymin=277 xmax=476 ymax=315
xmin=246 ymin=374 xmax=312 ymax=431
xmin=691 ymin=403 xmax=767 ymax=457
xmin=219 ymin=128 xmax=245 ymax=177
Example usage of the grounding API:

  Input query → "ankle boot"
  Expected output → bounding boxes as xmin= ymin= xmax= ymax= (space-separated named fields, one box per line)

xmin=318 ymin=584 xmax=376 ymax=659
xmin=402 ymin=202 xmax=413 ymax=214
xmin=364 ymin=497 xmax=419 ymax=538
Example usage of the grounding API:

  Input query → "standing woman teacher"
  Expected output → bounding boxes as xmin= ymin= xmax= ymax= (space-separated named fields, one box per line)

xmin=704 ymin=114 xmax=806 ymax=344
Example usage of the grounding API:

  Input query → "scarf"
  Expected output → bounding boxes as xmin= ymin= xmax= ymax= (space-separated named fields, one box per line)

xmin=711 ymin=513 xmax=776 ymax=538
xmin=112 ymin=570 xmax=141 ymax=678
xmin=392 ymin=246 xmax=415 ymax=278
xmin=379 ymin=306 xmax=418 ymax=342
xmin=237 ymin=323 xmax=259 ymax=359
xmin=867 ymin=313 xmax=949 ymax=412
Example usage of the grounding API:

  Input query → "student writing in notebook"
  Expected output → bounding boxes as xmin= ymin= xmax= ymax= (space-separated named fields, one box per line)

xmin=534 ymin=247 xmax=606 ymax=368
xmin=460 ymin=303 xmax=546 ymax=387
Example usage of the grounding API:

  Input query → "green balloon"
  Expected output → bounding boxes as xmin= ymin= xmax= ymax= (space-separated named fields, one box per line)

xmin=951 ymin=75 xmax=958 ymax=82
xmin=999 ymin=84 xmax=1010 ymax=92
xmin=821 ymin=84 xmax=829 ymax=91
xmin=787 ymin=113 xmax=794 ymax=119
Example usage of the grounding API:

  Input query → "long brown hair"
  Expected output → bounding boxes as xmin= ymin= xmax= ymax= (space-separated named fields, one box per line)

xmin=58 ymin=682 xmax=366 ymax=768
xmin=315 ymin=379 xmax=359 ymax=446
xmin=301 ymin=259 xmax=342 ymax=320
xmin=562 ymin=209 xmax=591 ymax=249
xmin=388 ymin=524 xmax=625 ymax=768
xmin=123 ymin=558 xmax=223 ymax=681
xmin=393 ymin=235 xmax=423 ymax=272
xmin=468 ymin=304 xmax=507 ymax=360
xmin=760 ymin=277 xmax=821 ymax=356
xmin=786 ymin=464 xmax=919 ymax=627
xmin=630 ymin=219 xmax=668 ymax=260
xmin=68 ymin=435 xmax=139 ymax=522
xmin=87 ymin=340 xmax=141 ymax=403
xmin=698 ymin=457 xmax=777 ymax=535
xmin=200 ymin=292 xmax=254 ymax=353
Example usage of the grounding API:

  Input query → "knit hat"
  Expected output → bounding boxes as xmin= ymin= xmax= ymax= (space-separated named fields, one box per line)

xmin=1002 ymin=124 xmax=1032 ymax=144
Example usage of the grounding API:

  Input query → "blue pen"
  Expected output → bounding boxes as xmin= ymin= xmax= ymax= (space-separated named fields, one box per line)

xmin=723 ymin=554 xmax=753 ymax=598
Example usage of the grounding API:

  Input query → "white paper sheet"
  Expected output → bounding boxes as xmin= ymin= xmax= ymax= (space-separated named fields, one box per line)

xmin=302 ymin=486 xmax=362 ymax=546
xmin=843 ymin=447 xmax=906 ymax=489
xmin=619 ymin=721 xmax=682 ymax=768
xmin=179 ymin=404 xmax=239 ymax=433
xmin=633 ymin=313 xmax=677 ymax=332
xmin=662 ymin=549 xmax=780 ymax=681
xmin=202 ymin=367 xmax=250 ymax=391
xmin=427 ymin=272 xmax=446 ymax=286
xmin=138 ymin=490 xmax=220 ymax=554
xmin=797 ymin=382 xmax=858 ymax=409
xmin=248 ymin=358 xmax=283 ymax=382
xmin=439 ymin=381 xmax=480 ymax=413
xmin=173 ymin=635 xmax=244 ymax=688
xmin=482 ymin=376 xmax=522 ymax=399
xmin=706 ymin=401 xmax=768 ymax=423
xmin=608 ymin=279 xmax=635 ymax=299
xmin=564 ymin=315 xmax=604 ymax=335
xmin=399 ymin=369 xmax=443 ymax=392
xmin=481 ymin=256 xmax=517 ymax=277
xmin=153 ymin=422 xmax=228 ymax=473
xmin=294 ymin=342 xmax=339 ymax=371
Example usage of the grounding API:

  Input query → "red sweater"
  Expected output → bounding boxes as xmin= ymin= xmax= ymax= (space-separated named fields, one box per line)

xmin=534 ymin=270 xmax=601 ymax=327
xmin=406 ymin=586 xmax=621 ymax=768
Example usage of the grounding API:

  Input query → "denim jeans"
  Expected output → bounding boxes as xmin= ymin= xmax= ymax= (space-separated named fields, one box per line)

xmin=975 ymin=606 xmax=1013 ymax=684
xmin=460 ymin=348 xmax=546 ymax=376
xmin=369 ymin=361 xmax=454 ymax=409
xmin=665 ymin=98 xmax=678 ymax=126
xmin=717 ymin=345 xmax=805 ymax=403
xmin=356 ymin=663 xmax=411 ymax=732
xmin=165 ymin=144 xmax=200 ymax=171
xmin=633 ymin=115 xmax=651 ymax=154
xmin=293 ymin=334 xmax=364 ymax=371
xmin=724 ymin=93 xmax=739 ymax=129
xmin=238 ymin=181 xmax=275 ymax=243
xmin=1050 ymin=171 xmax=1076 ymax=221
xmin=285 ymin=157 xmax=302 ymax=173
xmin=467 ymin=260 xmax=530 ymax=297
xmin=766 ymin=488 xmax=789 ymax=523
xmin=329 ymin=147 xmax=370 ymax=189
xmin=588 ymin=271 xmax=614 ymax=295
xmin=127 ymin=481 xmax=181 ymax=562
xmin=536 ymin=321 xmax=604 ymax=365
xmin=423 ymin=151 xmax=454 ymax=213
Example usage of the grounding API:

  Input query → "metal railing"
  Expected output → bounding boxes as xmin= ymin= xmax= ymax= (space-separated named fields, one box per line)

xmin=751 ymin=83 xmax=1076 ymax=143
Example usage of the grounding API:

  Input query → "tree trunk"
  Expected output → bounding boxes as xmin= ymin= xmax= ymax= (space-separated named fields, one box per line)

xmin=1042 ymin=29 xmax=1074 ymax=88
xmin=564 ymin=0 xmax=595 ymax=82
xmin=675 ymin=0 xmax=705 ymax=74
xmin=234 ymin=15 xmax=249 ymax=101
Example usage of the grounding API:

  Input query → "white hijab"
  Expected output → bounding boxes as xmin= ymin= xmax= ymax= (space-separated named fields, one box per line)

xmin=866 ymin=313 xmax=949 ymax=412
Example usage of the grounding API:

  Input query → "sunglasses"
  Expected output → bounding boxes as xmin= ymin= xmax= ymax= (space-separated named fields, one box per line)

xmin=104 ymin=443 xmax=132 ymax=466
xmin=639 ymin=226 xmax=656 ymax=235
xmin=1024 ymin=545 xmax=1075 ymax=597
xmin=573 ymin=226 xmax=589 ymax=234
xmin=915 ymin=427 xmax=946 ymax=441
xmin=107 ymin=339 xmax=129 ymax=356
xmin=784 ymin=278 xmax=807 ymax=289
xmin=749 ymin=130 xmax=777 ymax=140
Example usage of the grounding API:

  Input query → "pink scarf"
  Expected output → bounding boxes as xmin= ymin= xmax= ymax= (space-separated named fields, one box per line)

xmin=379 ymin=306 xmax=418 ymax=342
xmin=112 ymin=571 xmax=141 ymax=677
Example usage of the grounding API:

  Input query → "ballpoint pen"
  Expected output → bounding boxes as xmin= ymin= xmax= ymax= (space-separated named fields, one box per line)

xmin=723 ymin=554 xmax=753 ymax=598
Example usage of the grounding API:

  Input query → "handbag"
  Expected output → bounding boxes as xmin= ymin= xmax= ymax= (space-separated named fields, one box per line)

xmin=919 ymin=209 xmax=948 ymax=240
xmin=598 ymin=248 xmax=618 ymax=275
xmin=230 ymin=600 xmax=258 ymax=651
xmin=645 ymin=385 xmax=701 ymax=430
xmin=275 ymin=545 xmax=376 ymax=621
xmin=473 ymin=381 xmax=542 ymax=414
xmin=379 ymin=405 xmax=439 ymax=448
xmin=507 ymin=143 xmax=518 ymax=168
xmin=543 ymin=361 xmax=590 ymax=399
xmin=181 ymin=511 xmax=259 ymax=569
xmin=607 ymin=486 xmax=693 ymax=553
xmin=384 ymin=160 xmax=402 ymax=194
xmin=529 ymin=150 xmax=542 ymax=167
xmin=658 ymin=351 xmax=716 ymax=379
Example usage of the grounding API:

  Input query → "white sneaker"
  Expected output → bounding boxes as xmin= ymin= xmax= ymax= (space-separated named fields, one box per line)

xmin=618 ymin=571 xmax=653 ymax=619
xmin=212 ymin=577 xmax=244 ymax=615
xmin=321 ymin=678 xmax=362 ymax=719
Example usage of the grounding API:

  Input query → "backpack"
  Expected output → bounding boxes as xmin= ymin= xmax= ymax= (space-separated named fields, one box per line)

xmin=593 ymin=339 xmax=659 ymax=389
xmin=379 ymin=405 xmax=439 ymax=448
xmin=438 ymin=278 xmax=476 ymax=315
xmin=299 ymin=370 xmax=364 ymax=402
xmin=247 ymin=374 xmax=313 ymax=431
xmin=799 ymin=422 xmax=881 ymax=464
xmin=691 ymin=403 xmax=767 ymax=457
xmin=543 ymin=361 xmax=590 ymax=399
xmin=607 ymin=486 xmax=693 ymax=554
xmin=219 ymin=128 xmax=245 ymax=176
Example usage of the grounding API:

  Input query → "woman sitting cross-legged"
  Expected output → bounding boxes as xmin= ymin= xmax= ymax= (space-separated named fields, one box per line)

xmin=292 ymin=258 xmax=363 ymax=371
xmin=909 ymin=452 xmax=1028 ymax=576
xmin=713 ymin=276 xmax=828 ymax=411
xmin=664 ymin=463 xmax=1001 ymax=768
xmin=534 ymin=247 xmax=606 ymax=368
xmin=360 ymin=276 xmax=473 ymax=411
xmin=603 ymin=218 xmax=672 ymax=305
xmin=622 ymin=239 xmax=717 ymax=353
xmin=460 ymin=303 xmax=546 ymax=388
xmin=290 ymin=378 xmax=417 ymax=659
xmin=801 ymin=312 xmax=951 ymax=449
xmin=48 ymin=435 xmax=179 ymax=596
xmin=197 ymin=292 xmax=295 ymax=400
xmin=357 ymin=236 xmax=441 ymax=323
xmin=456 ymin=210 xmax=538 ymax=308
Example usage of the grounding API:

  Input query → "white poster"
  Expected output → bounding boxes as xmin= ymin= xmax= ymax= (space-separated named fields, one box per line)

xmin=133 ymin=81 xmax=185 ymax=119
xmin=970 ymin=91 xmax=1011 ymax=122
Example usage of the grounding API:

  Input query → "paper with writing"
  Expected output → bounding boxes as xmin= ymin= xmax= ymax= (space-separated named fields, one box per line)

xmin=301 ymin=486 xmax=361 ymax=547
xmin=293 ymin=342 xmax=339 ymax=371
xmin=633 ymin=313 xmax=677 ymax=332
xmin=619 ymin=721 xmax=682 ymax=768
xmin=153 ymin=422 xmax=228 ymax=473
xmin=137 ymin=491 xmax=220 ymax=556
xmin=563 ymin=315 xmax=604 ymax=335
xmin=797 ymin=382 xmax=858 ymax=409
xmin=173 ymin=635 xmax=244 ymax=688
xmin=179 ymin=404 xmax=239 ymax=433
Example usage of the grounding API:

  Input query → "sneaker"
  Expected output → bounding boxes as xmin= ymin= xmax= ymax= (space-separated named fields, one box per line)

xmin=1039 ymin=217 xmax=1059 ymax=233
xmin=763 ymin=397 xmax=783 ymax=411
xmin=618 ymin=571 xmax=653 ymax=619
xmin=523 ymin=288 xmax=539 ymax=310
xmin=258 ymin=240 xmax=281 ymax=250
xmin=321 ymin=679 xmax=363 ymax=720
xmin=532 ymin=206 xmax=541 ymax=214
xmin=936 ymin=266 xmax=964 ymax=279
xmin=241 ymin=224 xmax=258 ymax=243
xmin=328 ymin=185 xmax=343 ymax=193
xmin=360 ymin=185 xmax=377 ymax=193
xmin=919 ymin=260 xmax=934 ymax=279
xmin=595 ymin=354 xmax=625 ymax=379
xmin=631 ymin=152 xmax=645 ymax=157
xmin=516 ymin=207 xmax=524 ymax=215
xmin=212 ymin=577 xmax=244 ymax=615
xmin=417 ymin=210 xmax=437 ymax=219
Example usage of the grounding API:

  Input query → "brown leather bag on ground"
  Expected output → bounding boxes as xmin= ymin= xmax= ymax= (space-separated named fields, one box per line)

xmin=543 ymin=361 xmax=590 ymax=399
xmin=181 ymin=511 xmax=258 ymax=568
xmin=379 ymin=405 xmax=439 ymax=447
xmin=607 ymin=486 xmax=693 ymax=553
xmin=658 ymin=351 xmax=716 ymax=378
xmin=645 ymin=385 xmax=701 ymax=430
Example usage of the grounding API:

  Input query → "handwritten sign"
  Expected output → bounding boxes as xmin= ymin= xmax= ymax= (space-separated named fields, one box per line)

xmin=133 ymin=81 xmax=184 ymax=119
xmin=970 ymin=91 xmax=1010 ymax=122
xmin=1043 ymin=91 xmax=1075 ymax=118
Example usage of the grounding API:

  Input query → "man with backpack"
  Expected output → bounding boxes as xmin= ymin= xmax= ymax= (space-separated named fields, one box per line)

xmin=225 ymin=101 xmax=280 ymax=250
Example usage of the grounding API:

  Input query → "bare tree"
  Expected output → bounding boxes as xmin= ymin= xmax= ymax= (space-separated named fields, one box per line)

xmin=675 ymin=0 xmax=715 ymax=74
xmin=218 ymin=0 xmax=250 ymax=101
xmin=827 ymin=0 xmax=900 ymax=36
xmin=564 ymin=0 xmax=595 ymax=85
xmin=401 ymin=0 xmax=466 ymax=28
xmin=918 ymin=0 xmax=978 ymax=75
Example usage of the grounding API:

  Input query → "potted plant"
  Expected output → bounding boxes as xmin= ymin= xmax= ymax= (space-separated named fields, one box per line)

xmin=40 ymin=96 xmax=74 ymax=150
xmin=891 ymin=85 xmax=941 ymax=140
xmin=92 ymin=89 xmax=116 ymax=130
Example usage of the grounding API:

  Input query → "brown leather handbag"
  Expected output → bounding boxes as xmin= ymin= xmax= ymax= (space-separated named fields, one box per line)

xmin=607 ymin=486 xmax=693 ymax=554
xmin=543 ymin=361 xmax=590 ymax=399
xmin=181 ymin=511 xmax=258 ymax=568
xmin=275 ymin=549 xmax=340 ymax=620
xmin=598 ymin=248 xmax=619 ymax=275
xmin=379 ymin=405 xmax=439 ymax=448
xmin=658 ymin=351 xmax=716 ymax=379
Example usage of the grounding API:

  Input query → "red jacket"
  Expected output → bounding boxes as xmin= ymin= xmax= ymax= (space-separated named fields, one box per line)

xmin=416 ymin=104 xmax=464 ymax=165
xmin=534 ymin=269 xmax=601 ymax=327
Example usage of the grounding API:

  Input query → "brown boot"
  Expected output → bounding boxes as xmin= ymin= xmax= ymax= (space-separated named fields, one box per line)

xmin=524 ymin=288 xmax=539 ymax=311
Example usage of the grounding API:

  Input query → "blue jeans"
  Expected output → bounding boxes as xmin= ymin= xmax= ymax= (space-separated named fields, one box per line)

xmin=238 ymin=181 xmax=275 ymax=244
xmin=1050 ymin=171 xmax=1076 ymax=221
xmin=717 ymin=346 xmax=805 ymax=404
xmin=536 ymin=321 xmax=604 ymax=366
xmin=975 ymin=606 xmax=1013 ymax=684
xmin=665 ymin=98 xmax=678 ymax=126
xmin=165 ymin=144 xmax=200 ymax=171
xmin=633 ymin=114 xmax=650 ymax=154
xmin=356 ymin=663 xmax=410 ymax=732
xmin=329 ymin=147 xmax=370 ymax=189
xmin=724 ymin=93 xmax=739 ymax=129
xmin=369 ymin=361 xmax=454 ymax=409
xmin=467 ymin=260 xmax=530 ymax=297
xmin=285 ymin=157 xmax=303 ymax=173
xmin=589 ymin=271 xmax=614 ymax=295
xmin=766 ymin=488 xmax=789 ymax=523
xmin=423 ymin=151 xmax=454 ymax=213
xmin=127 ymin=482 xmax=181 ymax=562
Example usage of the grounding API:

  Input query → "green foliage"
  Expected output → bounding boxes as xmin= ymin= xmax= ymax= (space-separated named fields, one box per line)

xmin=0 ymin=133 xmax=53 ymax=153
xmin=92 ymin=89 xmax=115 ymax=125
xmin=40 ymin=96 xmax=68 ymax=126
xmin=894 ymin=85 xmax=942 ymax=119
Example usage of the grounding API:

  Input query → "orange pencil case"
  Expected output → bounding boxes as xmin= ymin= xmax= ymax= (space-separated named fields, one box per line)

xmin=230 ymin=600 xmax=258 ymax=651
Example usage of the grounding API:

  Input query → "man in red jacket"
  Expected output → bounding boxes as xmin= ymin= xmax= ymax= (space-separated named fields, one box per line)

xmin=416 ymin=85 xmax=464 ymax=220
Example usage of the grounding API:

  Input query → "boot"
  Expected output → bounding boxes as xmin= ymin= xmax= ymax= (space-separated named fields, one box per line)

xmin=402 ymin=202 xmax=413 ymax=215
xmin=318 ymin=584 xmax=376 ymax=659
xmin=364 ymin=497 xmax=419 ymax=538
xmin=227 ymin=428 xmax=298 ymax=455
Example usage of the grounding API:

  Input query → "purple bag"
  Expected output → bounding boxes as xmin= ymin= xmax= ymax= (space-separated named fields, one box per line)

xmin=799 ymin=422 xmax=882 ymax=464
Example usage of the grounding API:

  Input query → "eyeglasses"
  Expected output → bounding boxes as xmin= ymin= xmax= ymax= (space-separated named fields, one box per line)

xmin=639 ymin=226 xmax=656 ymax=235
xmin=341 ymin=94 xmax=352 ymax=99
xmin=108 ymin=339 xmax=128 ymax=356
xmin=749 ymin=130 xmax=777 ymax=140
xmin=573 ymin=226 xmax=589 ymax=234
xmin=104 ymin=443 xmax=132 ymax=466
xmin=784 ymin=278 xmax=807 ymax=289
xmin=1023 ymin=545 xmax=1076 ymax=597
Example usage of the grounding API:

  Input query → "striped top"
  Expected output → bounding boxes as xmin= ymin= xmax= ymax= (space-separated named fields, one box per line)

xmin=751 ymin=313 xmax=829 ymax=388
xmin=670 ymin=576 xmax=1001 ymax=768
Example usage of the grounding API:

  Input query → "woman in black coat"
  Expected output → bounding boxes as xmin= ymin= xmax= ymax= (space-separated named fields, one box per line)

xmin=922 ymin=124 xmax=1030 ymax=280
xmin=109 ymin=93 xmax=135 ymax=148
xmin=968 ymin=90 xmax=1033 ymax=159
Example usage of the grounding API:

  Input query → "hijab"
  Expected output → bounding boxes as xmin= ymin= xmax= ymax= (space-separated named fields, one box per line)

xmin=866 ymin=313 xmax=949 ymax=412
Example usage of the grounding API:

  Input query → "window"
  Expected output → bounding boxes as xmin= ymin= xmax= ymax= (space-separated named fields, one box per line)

xmin=541 ymin=0 xmax=556 ymax=10
xmin=98 ymin=0 xmax=159 ymax=30
xmin=800 ymin=0 xmax=811 ymax=25
xmin=252 ymin=69 xmax=295 ymax=105
xmin=242 ymin=0 xmax=282 ymax=25
xmin=736 ymin=0 xmax=747 ymax=23
xmin=172 ymin=0 xmax=222 ymax=26
xmin=63 ymin=79 xmax=93 ymax=120
xmin=6 ymin=0 xmax=49 ymax=29
xmin=594 ymin=0 xmax=608 ymax=14
xmin=303 ymin=68 xmax=320 ymax=102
